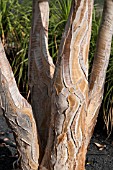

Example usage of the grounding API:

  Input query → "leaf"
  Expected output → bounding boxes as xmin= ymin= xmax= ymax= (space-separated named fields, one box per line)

xmin=94 ymin=142 xmax=106 ymax=150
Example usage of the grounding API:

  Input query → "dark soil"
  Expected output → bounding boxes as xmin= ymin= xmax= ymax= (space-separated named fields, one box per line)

xmin=0 ymin=108 xmax=113 ymax=170
xmin=86 ymin=132 xmax=113 ymax=170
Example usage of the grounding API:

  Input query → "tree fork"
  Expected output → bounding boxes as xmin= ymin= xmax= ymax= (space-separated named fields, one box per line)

xmin=41 ymin=1 xmax=93 ymax=169
xmin=0 ymin=0 xmax=113 ymax=170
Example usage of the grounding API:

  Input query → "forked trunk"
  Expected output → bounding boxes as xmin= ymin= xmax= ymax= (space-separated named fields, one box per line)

xmin=41 ymin=1 xmax=93 ymax=169
xmin=0 ymin=0 xmax=113 ymax=170
xmin=41 ymin=0 xmax=113 ymax=169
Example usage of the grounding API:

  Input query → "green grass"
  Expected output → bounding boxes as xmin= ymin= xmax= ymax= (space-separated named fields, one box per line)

xmin=0 ymin=0 xmax=32 ymax=97
xmin=49 ymin=0 xmax=72 ymax=61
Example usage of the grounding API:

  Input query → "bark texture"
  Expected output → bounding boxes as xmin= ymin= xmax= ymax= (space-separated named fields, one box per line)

xmin=0 ymin=0 xmax=113 ymax=170
xmin=41 ymin=0 xmax=113 ymax=169
xmin=0 ymin=39 xmax=39 ymax=170
xmin=41 ymin=1 xmax=93 ymax=170
xmin=28 ymin=0 xmax=55 ymax=151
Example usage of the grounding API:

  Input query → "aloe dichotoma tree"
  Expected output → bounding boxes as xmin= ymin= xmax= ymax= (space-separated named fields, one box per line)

xmin=0 ymin=0 xmax=113 ymax=169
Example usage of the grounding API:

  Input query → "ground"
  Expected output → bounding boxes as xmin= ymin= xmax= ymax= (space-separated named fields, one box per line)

xmin=86 ymin=132 xmax=113 ymax=170
xmin=0 ymin=108 xmax=113 ymax=170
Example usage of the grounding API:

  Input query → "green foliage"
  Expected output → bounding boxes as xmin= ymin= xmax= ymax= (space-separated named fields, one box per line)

xmin=49 ymin=0 xmax=72 ymax=61
xmin=89 ymin=5 xmax=101 ymax=74
xmin=0 ymin=0 xmax=32 ymax=97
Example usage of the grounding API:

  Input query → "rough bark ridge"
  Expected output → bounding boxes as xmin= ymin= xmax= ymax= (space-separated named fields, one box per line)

xmin=28 ymin=0 xmax=55 ymax=151
xmin=41 ymin=1 xmax=93 ymax=170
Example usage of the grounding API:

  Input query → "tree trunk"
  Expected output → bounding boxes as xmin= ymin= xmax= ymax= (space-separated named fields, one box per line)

xmin=41 ymin=1 xmax=93 ymax=169
xmin=86 ymin=0 xmax=113 ymax=145
xmin=0 ymin=0 xmax=113 ymax=170
xmin=41 ymin=0 xmax=113 ymax=169
xmin=28 ymin=0 xmax=55 ymax=153
xmin=0 ymin=39 xmax=39 ymax=170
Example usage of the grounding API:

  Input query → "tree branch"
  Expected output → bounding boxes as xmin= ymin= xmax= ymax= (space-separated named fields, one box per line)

xmin=87 ymin=0 xmax=113 ymax=141
xmin=28 ymin=0 xmax=55 ymax=152
xmin=0 ymin=40 xmax=39 ymax=170
xmin=0 ymin=39 xmax=30 ymax=108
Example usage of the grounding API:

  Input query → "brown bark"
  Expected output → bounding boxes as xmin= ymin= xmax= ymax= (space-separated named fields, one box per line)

xmin=41 ymin=0 xmax=113 ymax=169
xmin=41 ymin=1 xmax=93 ymax=170
xmin=28 ymin=0 xmax=55 ymax=152
xmin=0 ymin=0 xmax=113 ymax=170
xmin=0 ymin=39 xmax=39 ymax=170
